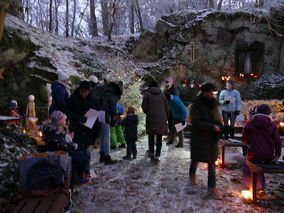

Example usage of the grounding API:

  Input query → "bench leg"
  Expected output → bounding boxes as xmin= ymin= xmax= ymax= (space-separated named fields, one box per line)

xmin=221 ymin=144 xmax=225 ymax=167
xmin=250 ymin=171 xmax=257 ymax=202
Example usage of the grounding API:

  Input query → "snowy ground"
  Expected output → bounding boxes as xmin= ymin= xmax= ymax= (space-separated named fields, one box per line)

xmin=72 ymin=136 xmax=284 ymax=213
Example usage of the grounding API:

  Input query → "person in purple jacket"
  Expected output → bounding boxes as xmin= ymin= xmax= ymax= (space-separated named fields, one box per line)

xmin=120 ymin=106 xmax=139 ymax=160
xmin=242 ymin=104 xmax=282 ymax=194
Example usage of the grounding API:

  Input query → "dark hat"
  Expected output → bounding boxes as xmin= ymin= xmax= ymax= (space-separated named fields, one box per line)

xmin=149 ymin=80 xmax=158 ymax=88
xmin=257 ymin=104 xmax=272 ymax=115
xmin=127 ymin=106 xmax=136 ymax=114
xmin=201 ymin=83 xmax=216 ymax=92
xmin=79 ymin=81 xmax=91 ymax=91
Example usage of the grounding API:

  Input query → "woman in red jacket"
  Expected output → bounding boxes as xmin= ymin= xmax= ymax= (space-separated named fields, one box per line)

xmin=242 ymin=104 xmax=281 ymax=193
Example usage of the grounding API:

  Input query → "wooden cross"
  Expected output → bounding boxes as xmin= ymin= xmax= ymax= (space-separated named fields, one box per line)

xmin=186 ymin=42 xmax=198 ymax=62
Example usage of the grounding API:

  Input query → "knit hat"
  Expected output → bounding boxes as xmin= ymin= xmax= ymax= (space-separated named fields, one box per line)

xmin=127 ymin=106 xmax=136 ymax=114
xmin=248 ymin=106 xmax=257 ymax=117
xmin=28 ymin=94 xmax=35 ymax=102
xmin=89 ymin=75 xmax=98 ymax=83
xmin=165 ymin=77 xmax=173 ymax=84
xmin=257 ymin=104 xmax=272 ymax=115
xmin=58 ymin=72 xmax=69 ymax=82
xmin=201 ymin=83 xmax=216 ymax=92
xmin=79 ymin=81 xmax=91 ymax=91
xmin=10 ymin=100 xmax=17 ymax=107
xmin=50 ymin=110 xmax=67 ymax=126
xmin=149 ymin=80 xmax=158 ymax=88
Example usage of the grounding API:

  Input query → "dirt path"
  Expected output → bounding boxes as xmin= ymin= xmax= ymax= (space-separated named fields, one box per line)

xmin=72 ymin=137 xmax=284 ymax=213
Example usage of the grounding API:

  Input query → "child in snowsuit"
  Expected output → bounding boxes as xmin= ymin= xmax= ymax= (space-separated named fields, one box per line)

xmin=9 ymin=100 xmax=20 ymax=126
xmin=120 ymin=106 xmax=139 ymax=160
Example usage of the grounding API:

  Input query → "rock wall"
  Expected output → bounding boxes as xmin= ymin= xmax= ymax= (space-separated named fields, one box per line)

xmin=133 ymin=9 xmax=284 ymax=99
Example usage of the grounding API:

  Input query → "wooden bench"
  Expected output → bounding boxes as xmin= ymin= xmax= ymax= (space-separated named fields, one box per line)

xmin=12 ymin=189 xmax=70 ymax=213
xmin=219 ymin=139 xmax=247 ymax=167
xmin=246 ymin=160 xmax=284 ymax=202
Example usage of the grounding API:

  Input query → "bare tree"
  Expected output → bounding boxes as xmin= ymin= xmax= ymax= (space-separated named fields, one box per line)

xmin=66 ymin=0 xmax=69 ymax=37
xmin=209 ymin=0 xmax=215 ymax=9
xmin=54 ymin=0 xmax=61 ymax=34
xmin=49 ymin=0 xmax=53 ymax=32
xmin=217 ymin=0 xmax=223 ymax=10
xmin=101 ymin=0 xmax=110 ymax=36
xmin=90 ymin=0 xmax=98 ymax=36
xmin=255 ymin=0 xmax=265 ymax=8
xmin=9 ymin=0 xmax=24 ymax=19
xmin=0 ymin=0 xmax=9 ymax=41
xmin=71 ymin=0 xmax=76 ymax=37
xmin=128 ymin=0 xmax=135 ymax=34
xmin=108 ymin=0 xmax=119 ymax=41
xmin=134 ymin=0 xmax=143 ymax=32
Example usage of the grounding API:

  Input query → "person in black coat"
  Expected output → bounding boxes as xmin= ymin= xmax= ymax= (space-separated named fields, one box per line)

xmin=120 ymin=106 xmax=139 ymax=160
xmin=189 ymin=83 xmax=222 ymax=197
xmin=99 ymin=81 xmax=123 ymax=165
xmin=67 ymin=81 xmax=100 ymax=177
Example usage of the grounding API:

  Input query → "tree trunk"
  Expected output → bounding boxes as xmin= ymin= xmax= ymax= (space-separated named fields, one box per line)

xmin=217 ymin=0 xmax=223 ymax=10
xmin=55 ymin=0 xmax=59 ymax=34
xmin=209 ymin=0 xmax=215 ymax=9
xmin=108 ymin=0 xmax=118 ymax=41
xmin=0 ymin=1 xmax=9 ymax=42
xmin=9 ymin=0 xmax=24 ymax=19
xmin=101 ymin=0 xmax=109 ymax=36
xmin=49 ymin=0 xmax=53 ymax=32
xmin=66 ymin=0 xmax=69 ymax=37
xmin=255 ymin=0 xmax=265 ymax=8
xmin=129 ymin=0 xmax=134 ymax=34
xmin=90 ymin=0 xmax=98 ymax=36
xmin=71 ymin=0 xmax=76 ymax=37
xmin=134 ymin=0 xmax=143 ymax=32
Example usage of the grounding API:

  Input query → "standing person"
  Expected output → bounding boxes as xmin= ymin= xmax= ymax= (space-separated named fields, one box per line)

xmin=189 ymin=83 xmax=222 ymax=197
xmin=26 ymin=94 xmax=37 ymax=135
xmin=99 ymin=81 xmax=123 ymax=165
xmin=219 ymin=80 xmax=241 ymax=139
xmin=242 ymin=104 xmax=281 ymax=194
xmin=49 ymin=72 xmax=70 ymax=116
xmin=163 ymin=77 xmax=179 ymax=141
xmin=8 ymin=100 xmax=20 ymax=126
xmin=67 ymin=81 xmax=100 ymax=176
xmin=165 ymin=93 xmax=188 ymax=148
xmin=142 ymin=80 xmax=168 ymax=163
xmin=120 ymin=106 xmax=139 ymax=160
xmin=110 ymin=103 xmax=126 ymax=149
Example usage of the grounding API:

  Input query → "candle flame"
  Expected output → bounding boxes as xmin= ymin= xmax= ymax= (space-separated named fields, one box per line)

xmin=22 ymin=129 xmax=26 ymax=134
xmin=215 ymin=159 xmax=222 ymax=167
xmin=241 ymin=190 xmax=252 ymax=200
xmin=38 ymin=130 xmax=43 ymax=137
xmin=280 ymin=122 xmax=284 ymax=127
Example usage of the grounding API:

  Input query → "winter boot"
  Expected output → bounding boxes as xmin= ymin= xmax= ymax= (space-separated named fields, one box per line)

xmin=229 ymin=127 xmax=235 ymax=138
xmin=132 ymin=152 xmax=137 ymax=159
xmin=189 ymin=174 xmax=198 ymax=185
xmin=223 ymin=126 xmax=229 ymax=139
xmin=99 ymin=152 xmax=105 ymax=163
xmin=104 ymin=155 xmax=117 ymax=165
xmin=207 ymin=187 xmax=221 ymax=199
xmin=119 ymin=144 xmax=126 ymax=148
xmin=123 ymin=152 xmax=131 ymax=160
xmin=154 ymin=156 xmax=160 ymax=164
xmin=166 ymin=140 xmax=173 ymax=145
xmin=175 ymin=142 xmax=183 ymax=148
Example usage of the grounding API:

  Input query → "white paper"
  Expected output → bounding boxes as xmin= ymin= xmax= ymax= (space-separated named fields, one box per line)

xmin=0 ymin=116 xmax=22 ymax=121
xmin=226 ymin=95 xmax=235 ymax=103
xmin=228 ymin=138 xmax=241 ymax=143
xmin=277 ymin=159 xmax=284 ymax=163
xmin=81 ymin=109 xmax=100 ymax=129
xmin=175 ymin=122 xmax=187 ymax=133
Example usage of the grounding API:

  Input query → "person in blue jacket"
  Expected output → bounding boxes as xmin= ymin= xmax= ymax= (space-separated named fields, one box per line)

xmin=219 ymin=80 xmax=241 ymax=139
xmin=49 ymin=72 xmax=70 ymax=116
xmin=165 ymin=94 xmax=188 ymax=148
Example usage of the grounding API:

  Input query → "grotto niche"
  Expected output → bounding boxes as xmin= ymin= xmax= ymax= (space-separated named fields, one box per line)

xmin=235 ymin=41 xmax=264 ymax=79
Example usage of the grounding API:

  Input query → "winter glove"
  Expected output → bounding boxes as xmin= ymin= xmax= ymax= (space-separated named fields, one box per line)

xmin=79 ymin=116 xmax=87 ymax=123
xmin=182 ymin=121 xmax=186 ymax=125
xmin=225 ymin=100 xmax=230 ymax=104
xmin=73 ymin=143 xmax=78 ymax=150
xmin=235 ymin=111 xmax=240 ymax=116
